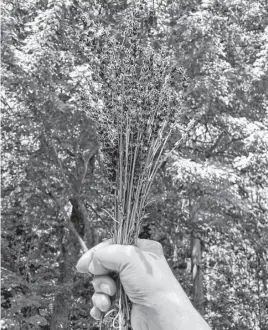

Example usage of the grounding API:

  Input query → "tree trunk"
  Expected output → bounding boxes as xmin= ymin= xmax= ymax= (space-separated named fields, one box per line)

xmin=191 ymin=234 xmax=204 ymax=315
xmin=50 ymin=291 xmax=71 ymax=330
xmin=189 ymin=197 xmax=205 ymax=316
xmin=50 ymin=198 xmax=87 ymax=330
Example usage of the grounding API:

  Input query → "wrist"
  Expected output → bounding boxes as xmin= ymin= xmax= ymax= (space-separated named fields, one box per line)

xmin=150 ymin=288 xmax=211 ymax=330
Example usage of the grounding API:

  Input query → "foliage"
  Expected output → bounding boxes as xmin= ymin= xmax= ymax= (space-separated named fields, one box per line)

xmin=1 ymin=0 xmax=268 ymax=329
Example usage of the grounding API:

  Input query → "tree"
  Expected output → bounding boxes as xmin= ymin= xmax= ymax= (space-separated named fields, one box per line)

xmin=1 ymin=1 xmax=268 ymax=329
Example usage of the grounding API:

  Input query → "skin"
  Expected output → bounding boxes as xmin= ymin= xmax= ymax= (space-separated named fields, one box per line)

xmin=76 ymin=239 xmax=211 ymax=330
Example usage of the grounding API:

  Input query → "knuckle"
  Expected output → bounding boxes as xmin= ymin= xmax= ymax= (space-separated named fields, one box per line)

xmin=125 ymin=245 xmax=137 ymax=257
xmin=155 ymin=240 xmax=163 ymax=249
xmin=154 ymin=241 xmax=164 ymax=255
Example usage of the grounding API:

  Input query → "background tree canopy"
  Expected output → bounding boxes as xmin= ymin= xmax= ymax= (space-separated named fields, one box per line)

xmin=1 ymin=0 xmax=268 ymax=329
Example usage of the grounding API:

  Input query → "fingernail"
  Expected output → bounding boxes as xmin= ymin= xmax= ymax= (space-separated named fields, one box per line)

xmin=88 ymin=262 xmax=94 ymax=274
xmin=100 ymin=284 xmax=111 ymax=295
xmin=100 ymin=296 xmax=109 ymax=310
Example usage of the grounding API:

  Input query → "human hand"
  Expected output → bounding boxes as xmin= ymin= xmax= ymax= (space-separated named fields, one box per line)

xmin=76 ymin=239 xmax=211 ymax=330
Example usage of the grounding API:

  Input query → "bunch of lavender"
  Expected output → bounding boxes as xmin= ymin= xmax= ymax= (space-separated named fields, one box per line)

xmin=85 ymin=8 xmax=192 ymax=330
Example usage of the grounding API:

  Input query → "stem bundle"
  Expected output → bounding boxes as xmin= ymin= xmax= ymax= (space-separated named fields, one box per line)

xmin=86 ymin=6 xmax=192 ymax=329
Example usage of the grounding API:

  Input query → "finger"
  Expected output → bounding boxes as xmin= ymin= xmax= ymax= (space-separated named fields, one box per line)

xmin=90 ymin=306 xmax=102 ymax=320
xmin=92 ymin=275 xmax=117 ymax=296
xmin=92 ymin=292 xmax=111 ymax=312
xmin=76 ymin=239 xmax=112 ymax=273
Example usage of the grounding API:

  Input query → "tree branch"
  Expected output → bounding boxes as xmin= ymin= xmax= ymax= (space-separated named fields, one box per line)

xmin=80 ymin=148 xmax=96 ymax=183
xmin=49 ymin=139 xmax=70 ymax=188
xmin=49 ymin=191 xmax=88 ymax=253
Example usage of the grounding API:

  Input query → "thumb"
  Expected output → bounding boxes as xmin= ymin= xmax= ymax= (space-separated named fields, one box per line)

xmin=76 ymin=239 xmax=164 ymax=276
xmin=93 ymin=244 xmax=142 ymax=274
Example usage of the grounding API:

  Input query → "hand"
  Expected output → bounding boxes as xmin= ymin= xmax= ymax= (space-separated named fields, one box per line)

xmin=76 ymin=239 xmax=211 ymax=330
